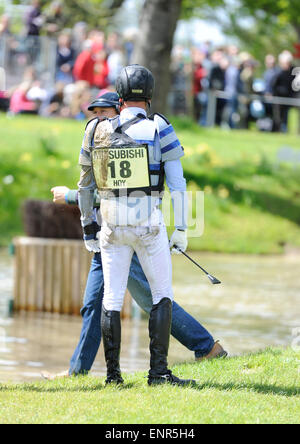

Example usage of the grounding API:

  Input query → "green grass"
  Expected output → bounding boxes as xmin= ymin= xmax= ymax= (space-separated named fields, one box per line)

xmin=1 ymin=113 xmax=300 ymax=253
xmin=0 ymin=347 xmax=299 ymax=424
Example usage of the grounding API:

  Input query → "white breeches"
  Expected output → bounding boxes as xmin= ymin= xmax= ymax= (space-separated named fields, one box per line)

xmin=100 ymin=211 xmax=173 ymax=311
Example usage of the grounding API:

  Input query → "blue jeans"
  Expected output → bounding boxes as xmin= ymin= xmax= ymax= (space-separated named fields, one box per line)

xmin=69 ymin=252 xmax=214 ymax=375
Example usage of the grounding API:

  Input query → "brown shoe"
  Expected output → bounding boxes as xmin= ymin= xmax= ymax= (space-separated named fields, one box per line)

xmin=195 ymin=341 xmax=228 ymax=362
xmin=41 ymin=370 xmax=69 ymax=381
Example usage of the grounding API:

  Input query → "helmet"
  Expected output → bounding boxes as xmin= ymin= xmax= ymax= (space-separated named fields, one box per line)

xmin=116 ymin=64 xmax=154 ymax=102
xmin=88 ymin=92 xmax=119 ymax=111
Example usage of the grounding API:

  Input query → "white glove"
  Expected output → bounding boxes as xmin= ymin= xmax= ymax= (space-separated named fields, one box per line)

xmin=169 ymin=229 xmax=188 ymax=255
xmin=84 ymin=238 xmax=101 ymax=253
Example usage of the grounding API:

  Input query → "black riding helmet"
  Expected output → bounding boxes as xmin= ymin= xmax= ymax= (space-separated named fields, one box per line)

xmin=116 ymin=65 xmax=154 ymax=102
xmin=88 ymin=92 xmax=120 ymax=111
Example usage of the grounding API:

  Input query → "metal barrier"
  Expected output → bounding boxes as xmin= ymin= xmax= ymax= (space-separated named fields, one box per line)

xmin=0 ymin=35 xmax=57 ymax=90
xmin=206 ymin=90 xmax=300 ymax=133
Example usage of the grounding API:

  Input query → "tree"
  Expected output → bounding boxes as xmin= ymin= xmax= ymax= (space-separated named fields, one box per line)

xmin=58 ymin=0 xmax=126 ymax=28
xmin=208 ymin=0 xmax=300 ymax=62
xmin=132 ymin=0 xmax=223 ymax=113
xmin=132 ymin=0 xmax=182 ymax=113
xmin=13 ymin=0 xmax=126 ymax=28
xmin=235 ymin=0 xmax=300 ymax=41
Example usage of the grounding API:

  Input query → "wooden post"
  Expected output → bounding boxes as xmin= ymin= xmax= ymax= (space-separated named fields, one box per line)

xmin=13 ymin=237 xmax=132 ymax=318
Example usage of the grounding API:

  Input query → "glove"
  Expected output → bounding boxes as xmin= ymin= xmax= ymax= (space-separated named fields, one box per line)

xmin=169 ymin=229 xmax=188 ymax=255
xmin=83 ymin=222 xmax=101 ymax=253
xmin=84 ymin=237 xmax=100 ymax=253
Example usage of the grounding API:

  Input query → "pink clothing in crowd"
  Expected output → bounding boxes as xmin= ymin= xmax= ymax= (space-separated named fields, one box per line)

xmin=9 ymin=89 xmax=36 ymax=113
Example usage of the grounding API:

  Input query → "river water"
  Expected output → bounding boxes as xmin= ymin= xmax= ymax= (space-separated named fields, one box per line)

xmin=0 ymin=248 xmax=299 ymax=382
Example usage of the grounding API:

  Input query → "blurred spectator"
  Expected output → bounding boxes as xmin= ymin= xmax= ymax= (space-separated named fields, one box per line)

xmin=208 ymin=50 xmax=227 ymax=126
xmin=0 ymin=91 xmax=9 ymax=112
xmin=72 ymin=22 xmax=88 ymax=56
xmin=56 ymin=33 xmax=75 ymax=84
xmin=263 ymin=54 xmax=280 ymax=95
xmin=192 ymin=48 xmax=207 ymax=124
xmin=93 ymin=48 xmax=109 ymax=90
xmin=0 ymin=14 xmax=11 ymax=37
xmin=223 ymin=55 xmax=240 ymax=128
xmin=199 ymin=41 xmax=213 ymax=59
xmin=239 ymin=53 xmax=256 ymax=95
xmin=49 ymin=82 xmax=64 ymax=110
xmin=9 ymin=81 xmax=38 ymax=115
xmin=272 ymin=50 xmax=295 ymax=132
xmin=227 ymin=44 xmax=239 ymax=60
xmin=1 ymin=14 xmax=298 ymax=135
xmin=90 ymin=30 xmax=105 ymax=52
xmin=25 ymin=0 xmax=43 ymax=37
xmin=170 ymin=45 xmax=189 ymax=115
xmin=44 ymin=1 xmax=67 ymax=38
xmin=25 ymin=0 xmax=43 ymax=64
xmin=239 ymin=53 xmax=258 ymax=128
xmin=27 ymin=80 xmax=48 ymax=104
xmin=259 ymin=54 xmax=280 ymax=131
xmin=42 ymin=82 xmax=70 ymax=118
xmin=69 ymin=80 xmax=91 ymax=120
xmin=122 ymin=28 xmax=137 ymax=64
xmin=73 ymin=40 xmax=95 ymax=86
xmin=106 ymin=32 xmax=125 ymax=86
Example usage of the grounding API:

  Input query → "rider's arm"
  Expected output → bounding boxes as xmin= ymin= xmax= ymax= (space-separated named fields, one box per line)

xmin=77 ymin=121 xmax=97 ymax=228
xmin=51 ymin=186 xmax=99 ymax=207
xmin=164 ymin=159 xmax=188 ymax=231
xmin=154 ymin=115 xmax=187 ymax=231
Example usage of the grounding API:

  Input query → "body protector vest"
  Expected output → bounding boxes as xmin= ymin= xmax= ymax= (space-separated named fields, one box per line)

xmin=89 ymin=114 xmax=165 ymax=199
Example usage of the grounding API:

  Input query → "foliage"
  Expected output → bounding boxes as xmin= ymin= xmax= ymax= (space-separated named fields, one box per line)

xmin=180 ymin=0 xmax=224 ymax=19
xmin=234 ymin=0 xmax=300 ymax=32
xmin=0 ymin=348 xmax=299 ymax=424
xmin=202 ymin=0 xmax=300 ymax=62
xmin=11 ymin=0 xmax=126 ymax=29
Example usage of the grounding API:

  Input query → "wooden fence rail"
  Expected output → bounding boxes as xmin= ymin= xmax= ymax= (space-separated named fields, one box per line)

xmin=13 ymin=237 xmax=132 ymax=318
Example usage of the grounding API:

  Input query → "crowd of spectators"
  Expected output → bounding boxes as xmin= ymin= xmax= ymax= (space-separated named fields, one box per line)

xmin=0 ymin=0 xmax=298 ymax=132
xmin=171 ymin=43 xmax=298 ymax=132
xmin=0 ymin=1 xmax=134 ymax=119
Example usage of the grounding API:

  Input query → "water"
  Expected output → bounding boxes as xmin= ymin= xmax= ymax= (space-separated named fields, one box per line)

xmin=0 ymin=248 xmax=300 ymax=382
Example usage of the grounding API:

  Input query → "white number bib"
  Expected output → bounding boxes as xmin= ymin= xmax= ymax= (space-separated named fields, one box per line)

xmin=92 ymin=144 xmax=150 ymax=192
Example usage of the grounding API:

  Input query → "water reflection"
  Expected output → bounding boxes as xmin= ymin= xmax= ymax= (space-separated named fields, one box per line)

xmin=0 ymin=248 xmax=300 ymax=382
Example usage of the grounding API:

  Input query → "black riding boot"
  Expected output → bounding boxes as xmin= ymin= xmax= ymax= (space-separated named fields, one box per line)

xmin=148 ymin=297 xmax=196 ymax=387
xmin=101 ymin=306 xmax=124 ymax=385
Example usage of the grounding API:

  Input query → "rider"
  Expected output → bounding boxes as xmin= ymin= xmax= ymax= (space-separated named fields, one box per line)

xmin=44 ymin=91 xmax=227 ymax=382
xmin=78 ymin=65 xmax=196 ymax=386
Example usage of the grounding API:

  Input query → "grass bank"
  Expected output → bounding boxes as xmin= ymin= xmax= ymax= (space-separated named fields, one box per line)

xmin=0 ymin=347 xmax=299 ymax=424
xmin=0 ymin=114 xmax=300 ymax=253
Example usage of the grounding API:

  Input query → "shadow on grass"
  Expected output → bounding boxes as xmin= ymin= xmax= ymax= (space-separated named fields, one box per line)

xmin=0 ymin=381 xmax=136 ymax=393
xmin=0 ymin=380 xmax=298 ymax=397
xmin=193 ymin=381 xmax=300 ymax=397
